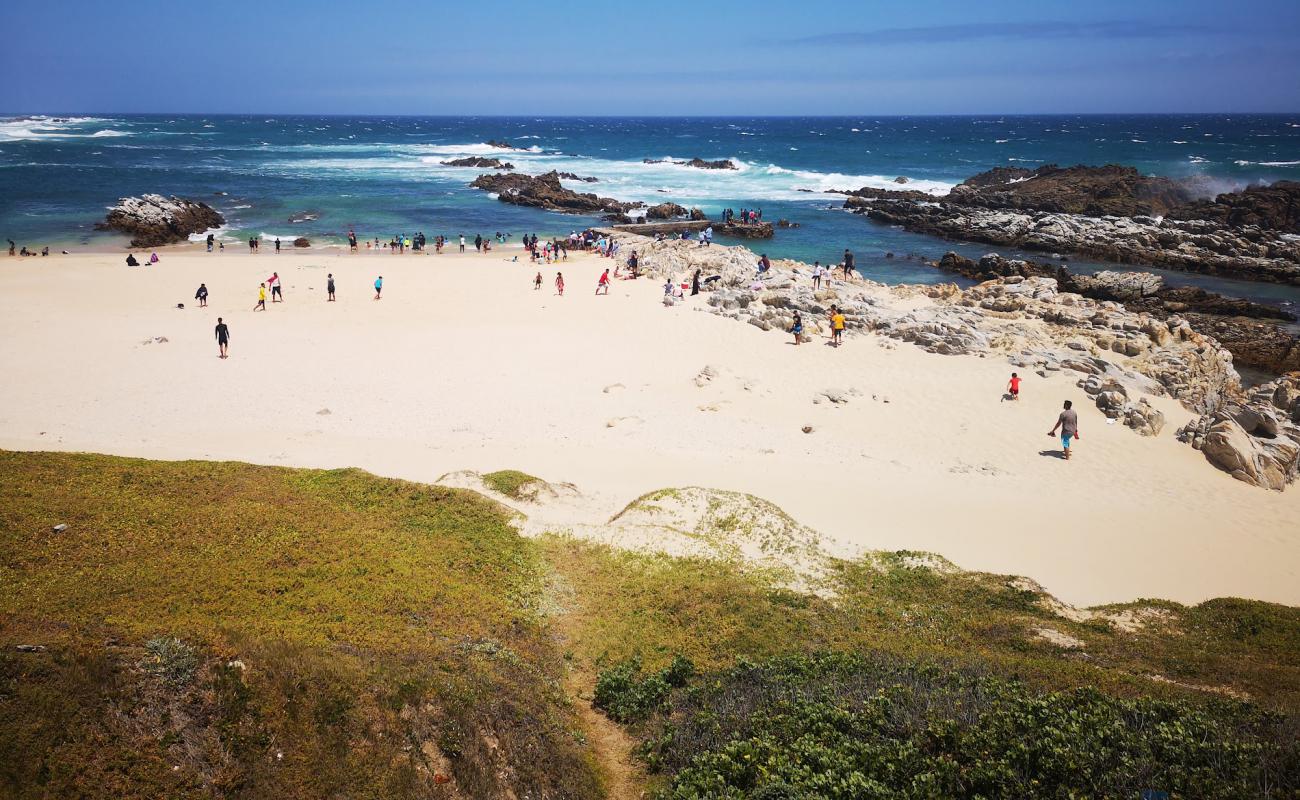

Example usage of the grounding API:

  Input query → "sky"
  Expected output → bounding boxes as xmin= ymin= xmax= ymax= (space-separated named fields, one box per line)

xmin=2 ymin=0 xmax=1299 ymax=115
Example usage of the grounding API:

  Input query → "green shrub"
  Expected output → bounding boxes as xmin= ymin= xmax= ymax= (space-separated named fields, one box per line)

xmin=594 ymin=655 xmax=694 ymax=724
xmin=634 ymin=652 xmax=1300 ymax=799
xmin=142 ymin=637 xmax=198 ymax=686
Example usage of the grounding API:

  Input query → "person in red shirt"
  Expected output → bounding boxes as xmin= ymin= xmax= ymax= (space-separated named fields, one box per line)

xmin=595 ymin=269 xmax=610 ymax=295
xmin=1007 ymin=372 xmax=1021 ymax=401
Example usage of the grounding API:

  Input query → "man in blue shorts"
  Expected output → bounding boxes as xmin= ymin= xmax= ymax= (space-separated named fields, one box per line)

xmin=1048 ymin=400 xmax=1080 ymax=460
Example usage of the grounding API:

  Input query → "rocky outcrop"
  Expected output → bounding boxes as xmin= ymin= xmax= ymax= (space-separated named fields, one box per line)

xmin=441 ymin=157 xmax=514 ymax=169
xmin=1168 ymin=181 xmax=1300 ymax=234
xmin=646 ymin=202 xmax=689 ymax=220
xmin=689 ymin=208 xmax=708 ymax=221
xmin=1177 ymin=373 xmax=1300 ymax=489
xmin=718 ymin=221 xmax=774 ymax=239
xmin=933 ymin=253 xmax=1300 ymax=375
xmin=485 ymin=139 xmax=518 ymax=150
xmin=864 ymin=203 xmax=1300 ymax=285
xmin=642 ymin=157 xmax=738 ymax=170
xmin=470 ymin=171 xmax=642 ymax=215
xmin=556 ymin=172 xmax=597 ymax=183
xmin=96 ymin=194 xmax=225 ymax=248
xmin=947 ymin=164 xmax=1197 ymax=217
xmin=292 ymin=237 xmax=310 ymax=248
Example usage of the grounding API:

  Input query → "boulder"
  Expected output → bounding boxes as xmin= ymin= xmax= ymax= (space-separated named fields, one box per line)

xmin=1177 ymin=373 xmax=1300 ymax=489
xmin=96 ymin=194 xmax=225 ymax=248
xmin=293 ymin=237 xmax=310 ymax=248
xmin=646 ymin=202 xmax=688 ymax=220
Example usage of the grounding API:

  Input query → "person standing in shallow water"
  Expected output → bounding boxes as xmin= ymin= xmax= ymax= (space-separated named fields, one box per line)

xmin=1048 ymin=400 xmax=1081 ymax=459
xmin=214 ymin=317 xmax=230 ymax=359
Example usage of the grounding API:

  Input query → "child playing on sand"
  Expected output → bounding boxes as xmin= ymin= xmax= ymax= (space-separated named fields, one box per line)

xmin=374 ymin=276 xmax=383 ymax=300
xmin=830 ymin=306 xmax=845 ymax=347
xmin=1008 ymin=372 xmax=1021 ymax=400
xmin=254 ymin=283 xmax=266 ymax=311
xmin=791 ymin=311 xmax=803 ymax=345
xmin=596 ymin=269 xmax=610 ymax=295
xmin=533 ymin=271 xmax=543 ymax=290
xmin=327 ymin=273 xmax=336 ymax=302
xmin=555 ymin=272 xmax=565 ymax=296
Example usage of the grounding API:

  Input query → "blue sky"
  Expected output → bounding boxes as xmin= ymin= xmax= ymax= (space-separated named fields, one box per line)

xmin=2 ymin=0 xmax=1298 ymax=114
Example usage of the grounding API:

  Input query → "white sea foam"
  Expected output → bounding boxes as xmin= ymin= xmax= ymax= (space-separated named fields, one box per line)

xmin=994 ymin=139 xmax=1010 ymax=143
xmin=1172 ymin=140 xmax=1188 ymax=144
xmin=0 ymin=116 xmax=125 ymax=141
xmin=1188 ymin=156 xmax=1210 ymax=164
xmin=1259 ymin=160 xmax=1300 ymax=167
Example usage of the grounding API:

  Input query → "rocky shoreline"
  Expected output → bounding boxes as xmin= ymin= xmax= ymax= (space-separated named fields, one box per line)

xmin=933 ymin=252 xmax=1300 ymax=376
xmin=470 ymin=171 xmax=643 ymax=215
xmin=845 ymin=165 xmax=1300 ymax=286
xmin=599 ymin=230 xmax=1300 ymax=490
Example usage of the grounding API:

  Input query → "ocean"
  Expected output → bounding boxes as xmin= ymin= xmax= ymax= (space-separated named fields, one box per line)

xmin=3 ymin=113 xmax=1300 ymax=303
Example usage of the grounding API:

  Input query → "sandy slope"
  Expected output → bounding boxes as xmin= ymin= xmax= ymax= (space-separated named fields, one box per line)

xmin=0 ymin=247 xmax=1297 ymax=607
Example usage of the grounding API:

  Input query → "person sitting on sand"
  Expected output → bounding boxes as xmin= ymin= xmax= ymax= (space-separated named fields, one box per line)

xmin=533 ymin=271 xmax=543 ymax=290
xmin=215 ymin=317 xmax=230 ymax=359
xmin=195 ymin=283 xmax=208 ymax=308
xmin=1048 ymin=400 xmax=1081 ymax=460
xmin=254 ymin=283 xmax=267 ymax=311
xmin=596 ymin=269 xmax=610 ymax=295
xmin=1008 ymin=372 xmax=1021 ymax=401
xmin=791 ymin=311 xmax=803 ymax=346
xmin=149 ymin=252 xmax=159 ymax=264
xmin=125 ymin=253 xmax=139 ymax=267
xmin=327 ymin=273 xmax=336 ymax=302
xmin=757 ymin=254 xmax=771 ymax=274
xmin=374 ymin=276 xmax=383 ymax=300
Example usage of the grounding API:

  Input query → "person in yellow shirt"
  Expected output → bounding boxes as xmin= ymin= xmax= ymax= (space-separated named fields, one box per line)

xmin=830 ymin=306 xmax=845 ymax=347
xmin=254 ymin=283 xmax=267 ymax=311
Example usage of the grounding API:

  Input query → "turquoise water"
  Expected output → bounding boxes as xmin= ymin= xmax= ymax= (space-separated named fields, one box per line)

xmin=3 ymin=113 xmax=1299 ymax=303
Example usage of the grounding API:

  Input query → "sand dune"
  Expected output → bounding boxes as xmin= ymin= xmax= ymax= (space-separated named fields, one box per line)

xmin=1 ymin=246 xmax=1297 ymax=607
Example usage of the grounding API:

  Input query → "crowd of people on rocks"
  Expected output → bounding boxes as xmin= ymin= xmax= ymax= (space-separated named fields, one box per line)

xmin=722 ymin=208 xmax=762 ymax=224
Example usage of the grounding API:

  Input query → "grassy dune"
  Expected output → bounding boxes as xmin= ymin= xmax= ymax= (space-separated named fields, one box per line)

xmin=1 ymin=451 xmax=1297 ymax=798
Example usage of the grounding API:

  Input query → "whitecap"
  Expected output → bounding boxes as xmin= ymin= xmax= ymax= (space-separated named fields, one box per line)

xmin=1259 ymin=160 xmax=1300 ymax=167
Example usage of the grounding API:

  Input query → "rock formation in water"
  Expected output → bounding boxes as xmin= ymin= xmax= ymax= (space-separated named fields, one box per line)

xmin=844 ymin=166 xmax=1300 ymax=285
xmin=441 ymin=157 xmax=514 ymax=169
xmin=96 ymin=194 xmax=225 ymax=248
xmin=642 ymin=157 xmax=738 ymax=170
xmin=470 ymin=171 xmax=642 ymax=214
xmin=646 ymin=202 xmax=689 ymax=220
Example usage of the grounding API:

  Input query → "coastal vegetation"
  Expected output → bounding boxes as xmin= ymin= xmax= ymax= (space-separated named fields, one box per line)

xmin=2 ymin=451 xmax=1298 ymax=797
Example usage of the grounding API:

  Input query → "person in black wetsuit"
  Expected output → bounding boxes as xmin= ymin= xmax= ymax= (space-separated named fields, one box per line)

xmin=215 ymin=317 xmax=230 ymax=359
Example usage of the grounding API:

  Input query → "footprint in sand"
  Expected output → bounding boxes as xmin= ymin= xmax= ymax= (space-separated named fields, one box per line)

xmin=606 ymin=416 xmax=643 ymax=429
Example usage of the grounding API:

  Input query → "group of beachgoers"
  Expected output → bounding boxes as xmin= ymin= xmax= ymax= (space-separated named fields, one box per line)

xmin=721 ymin=208 xmax=762 ymax=225
xmin=8 ymin=239 xmax=57 ymax=257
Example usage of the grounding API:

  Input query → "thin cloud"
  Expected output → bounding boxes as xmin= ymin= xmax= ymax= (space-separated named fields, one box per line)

xmin=777 ymin=20 xmax=1218 ymax=47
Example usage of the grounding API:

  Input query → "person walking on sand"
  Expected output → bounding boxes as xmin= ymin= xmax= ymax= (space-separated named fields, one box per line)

xmin=791 ymin=311 xmax=804 ymax=345
xmin=215 ymin=317 xmax=230 ymax=359
xmin=1007 ymin=372 xmax=1021 ymax=401
xmin=555 ymin=272 xmax=565 ymax=296
xmin=254 ymin=283 xmax=267 ymax=311
xmin=829 ymin=305 xmax=845 ymax=347
xmin=596 ymin=268 xmax=610 ymax=295
xmin=374 ymin=276 xmax=383 ymax=300
xmin=195 ymin=282 xmax=208 ymax=308
xmin=841 ymin=249 xmax=855 ymax=280
xmin=533 ymin=271 xmax=543 ymax=290
xmin=1048 ymin=400 xmax=1081 ymax=460
xmin=268 ymin=272 xmax=283 ymax=302
xmin=327 ymin=273 xmax=336 ymax=302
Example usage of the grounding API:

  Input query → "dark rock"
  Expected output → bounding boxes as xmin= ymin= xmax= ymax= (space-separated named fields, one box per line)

xmin=776 ymin=219 xmax=800 ymax=228
xmin=642 ymin=157 xmax=738 ymax=170
xmin=1167 ymin=180 xmax=1300 ymax=234
xmin=646 ymin=202 xmax=689 ymax=220
xmin=485 ymin=139 xmax=518 ymax=150
xmin=441 ymin=157 xmax=514 ymax=169
xmin=948 ymin=163 xmax=1197 ymax=216
xmin=556 ymin=172 xmax=598 ymax=182
xmin=470 ymin=171 xmax=642 ymax=214
xmin=689 ymin=208 xmax=708 ymax=221
xmin=95 ymin=194 xmax=225 ymax=248
xmin=293 ymin=237 xmax=310 ymax=248
xmin=719 ymin=221 xmax=774 ymax=239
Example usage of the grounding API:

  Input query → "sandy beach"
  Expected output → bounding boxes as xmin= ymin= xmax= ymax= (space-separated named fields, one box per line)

xmin=1 ymin=245 xmax=1297 ymax=608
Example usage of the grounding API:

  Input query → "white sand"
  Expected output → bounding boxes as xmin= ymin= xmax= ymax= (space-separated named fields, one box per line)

xmin=1 ymin=247 xmax=1297 ymax=608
